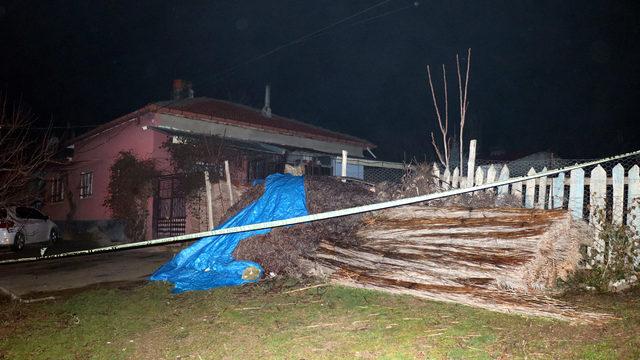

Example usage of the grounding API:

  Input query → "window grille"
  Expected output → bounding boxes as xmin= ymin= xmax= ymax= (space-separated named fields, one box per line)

xmin=80 ymin=171 xmax=93 ymax=199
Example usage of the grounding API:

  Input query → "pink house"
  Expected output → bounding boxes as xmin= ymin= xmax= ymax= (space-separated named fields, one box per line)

xmin=43 ymin=87 xmax=374 ymax=242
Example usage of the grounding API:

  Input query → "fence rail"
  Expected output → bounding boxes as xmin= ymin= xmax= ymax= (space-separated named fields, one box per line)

xmin=343 ymin=149 xmax=640 ymax=232
xmin=430 ymin=159 xmax=640 ymax=231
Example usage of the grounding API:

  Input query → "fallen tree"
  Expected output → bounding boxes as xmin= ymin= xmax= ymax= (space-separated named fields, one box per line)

xmin=309 ymin=206 xmax=608 ymax=322
xmin=229 ymin=175 xmax=607 ymax=322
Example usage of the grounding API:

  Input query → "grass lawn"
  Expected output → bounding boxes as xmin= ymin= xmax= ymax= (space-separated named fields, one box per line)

xmin=1 ymin=280 xmax=639 ymax=359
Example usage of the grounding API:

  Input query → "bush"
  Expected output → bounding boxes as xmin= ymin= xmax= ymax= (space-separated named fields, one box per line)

xmin=561 ymin=212 xmax=639 ymax=292
xmin=104 ymin=152 xmax=159 ymax=242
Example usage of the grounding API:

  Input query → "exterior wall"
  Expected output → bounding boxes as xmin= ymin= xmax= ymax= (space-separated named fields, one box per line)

xmin=43 ymin=116 xmax=171 ymax=241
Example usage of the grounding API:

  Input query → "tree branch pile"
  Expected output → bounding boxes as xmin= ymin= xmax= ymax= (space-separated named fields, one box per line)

xmin=231 ymin=176 xmax=376 ymax=275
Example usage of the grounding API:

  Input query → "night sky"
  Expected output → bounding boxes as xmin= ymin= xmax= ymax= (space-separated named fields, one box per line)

xmin=1 ymin=0 xmax=640 ymax=161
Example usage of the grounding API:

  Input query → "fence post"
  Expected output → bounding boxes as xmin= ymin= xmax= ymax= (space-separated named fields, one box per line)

xmin=589 ymin=165 xmax=607 ymax=261
xmin=432 ymin=163 xmax=441 ymax=187
xmin=627 ymin=165 xmax=640 ymax=234
xmin=511 ymin=180 xmax=523 ymax=203
xmin=486 ymin=165 xmax=497 ymax=184
xmin=465 ymin=139 xmax=476 ymax=188
xmin=611 ymin=163 xmax=624 ymax=225
xmin=524 ymin=168 xmax=536 ymax=208
xmin=568 ymin=168 xmax=584 ymax=220
xmin=443 ymin=167 xmax=451 ymax=190
xmin=474 ymin=167 xmax=484 ymax=186
xmin=497 ymin=165 xmax=510 ymax=195
xmin=451 ymin=167 xmax=460 ymax=189
xmin=551 ymin=172 xmax=565 ymax=209
xmin=536 ymin=167 xmax=548 ymax=209
xmin=589 ymin=165 xmax=607 ymax=226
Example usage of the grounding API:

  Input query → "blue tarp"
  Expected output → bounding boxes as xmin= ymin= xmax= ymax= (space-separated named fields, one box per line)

xmin=150 ymin=173 xmax=308 ymax=293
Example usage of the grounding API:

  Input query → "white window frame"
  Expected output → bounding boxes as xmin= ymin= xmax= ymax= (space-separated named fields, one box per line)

xmin=80 ymin=171 xmax=93 ymax=199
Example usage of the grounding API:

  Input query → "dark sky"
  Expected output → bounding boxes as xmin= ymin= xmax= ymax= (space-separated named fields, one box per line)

xmin=1 ymin=0 xmax=640 ymax=161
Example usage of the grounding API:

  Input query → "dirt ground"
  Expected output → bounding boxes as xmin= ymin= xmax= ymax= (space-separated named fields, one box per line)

xmin=0 ymin=241 xmax=173 ymax=297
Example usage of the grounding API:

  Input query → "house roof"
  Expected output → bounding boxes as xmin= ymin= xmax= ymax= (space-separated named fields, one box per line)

xmin=73 ymin=97 xmax=375 ymax=149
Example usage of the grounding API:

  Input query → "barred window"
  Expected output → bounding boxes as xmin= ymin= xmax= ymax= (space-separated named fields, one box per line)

xmin=50 ymin=175 xmax=65 ymax=203
xmin=80 ymin=171 xmax=93 ymax=199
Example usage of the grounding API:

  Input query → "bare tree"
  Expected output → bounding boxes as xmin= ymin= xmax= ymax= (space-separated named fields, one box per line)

xmin=0 ymin=96 xmax=52 ymax=208
xmin=427 ymin=64 xmax=451 ymax=169
xmin=426 ymin=48 xmax=472 ymax=171
xmin=456 ymin=49 xmax=471 ymax=174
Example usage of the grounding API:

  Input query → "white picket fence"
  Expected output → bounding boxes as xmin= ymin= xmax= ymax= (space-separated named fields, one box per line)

xmin=432 ymin=159 xmax=640 ymax=231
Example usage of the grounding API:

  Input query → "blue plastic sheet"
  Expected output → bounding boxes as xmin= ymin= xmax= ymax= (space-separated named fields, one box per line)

xmin=150 ymin=173 xmax=308 ymax=293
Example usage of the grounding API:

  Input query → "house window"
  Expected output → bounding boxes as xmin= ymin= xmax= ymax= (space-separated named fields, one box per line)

xmin=248 ymin=159 xmax=285 ymax=181
xmin=49 ymin=175 xmax=65 ymax=203
xmin=80 ymin=171 xmax=93 ymax=199
xmin=304 ymin=163 xmax=331 ymax=176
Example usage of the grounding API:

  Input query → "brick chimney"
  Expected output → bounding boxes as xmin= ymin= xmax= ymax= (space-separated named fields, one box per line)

xmin=171 ymin=79 xmax=194 ymax=100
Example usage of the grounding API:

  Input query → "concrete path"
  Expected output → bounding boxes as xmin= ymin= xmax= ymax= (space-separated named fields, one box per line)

xmin=0 ymin=242 xmax=174 ymax=296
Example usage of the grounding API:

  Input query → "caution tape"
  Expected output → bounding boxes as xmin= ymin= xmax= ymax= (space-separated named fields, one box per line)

xmin=1 ymin=148 xmax=639 ymax=265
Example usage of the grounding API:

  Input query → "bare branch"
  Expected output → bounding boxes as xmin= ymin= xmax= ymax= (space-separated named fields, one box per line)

xmin=426 ymin=65 xmax=442 ymax=129
xmin=0 ymin=95 xmax=52 ymax=208
xmin=430 ymin=132 xmax=446 ymax=167
xmin=442 ymin=64 xmax=449 ymax=169
xmin=455 ymin=48 xmax=472 ymax=174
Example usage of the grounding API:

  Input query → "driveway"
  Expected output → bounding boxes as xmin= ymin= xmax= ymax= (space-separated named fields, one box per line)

xmin=0 ymin=240 xmax=175 ymax=297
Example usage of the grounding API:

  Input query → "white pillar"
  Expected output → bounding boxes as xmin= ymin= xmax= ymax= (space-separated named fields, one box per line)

xmin=224 ymin=160 xmax=234 ymax=205
xmin=341 ymin=150 xmax=348 ymax=178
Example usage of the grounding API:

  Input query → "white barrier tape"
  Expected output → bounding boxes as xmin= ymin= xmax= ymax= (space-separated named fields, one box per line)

xmin=1 ymin=149 xmax=639 ymax=265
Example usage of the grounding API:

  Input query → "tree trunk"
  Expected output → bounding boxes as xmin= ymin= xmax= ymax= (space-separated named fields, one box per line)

xmin=311 ymin=206 xmax=609 ymax=323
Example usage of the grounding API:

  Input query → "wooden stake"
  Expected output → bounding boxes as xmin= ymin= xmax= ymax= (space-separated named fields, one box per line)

xmin=465 ymin=139 xmax=476 ymax=188
xmin=204 ymin=171 xmax=214 ymax=230
xmin=224 ymin=160 xmax=234 ymax=205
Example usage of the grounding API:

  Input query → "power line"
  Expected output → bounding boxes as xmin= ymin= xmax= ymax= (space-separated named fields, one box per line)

xmin=200 ymin=0 xmax=408 ymax=86
xmin=149 ymin=0 xmax=415 ymax=115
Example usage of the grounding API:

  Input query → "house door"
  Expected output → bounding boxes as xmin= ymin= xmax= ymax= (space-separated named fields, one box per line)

xmin=154 ymin=176 xmax=186 ymax=238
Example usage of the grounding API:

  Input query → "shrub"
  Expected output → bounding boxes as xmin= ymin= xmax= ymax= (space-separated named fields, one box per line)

xmin=561 ymin=209 xmax=639 ymax=292
xmin=104 ymin=151 xmax=159 ymax=242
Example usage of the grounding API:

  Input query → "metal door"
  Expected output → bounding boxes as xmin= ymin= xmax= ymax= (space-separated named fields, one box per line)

xmin=153 ymin=176 xmax=186 ymax=238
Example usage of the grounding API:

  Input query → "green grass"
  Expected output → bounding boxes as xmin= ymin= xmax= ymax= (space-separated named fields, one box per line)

xmin=1 ymin=280 xmax=639 ymax=359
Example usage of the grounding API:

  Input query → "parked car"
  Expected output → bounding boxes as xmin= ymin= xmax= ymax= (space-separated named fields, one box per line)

xmin=0 ymin=206 xmax=59 ymax=251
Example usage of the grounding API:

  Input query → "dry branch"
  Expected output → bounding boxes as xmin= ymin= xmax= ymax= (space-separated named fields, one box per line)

xmin=456 ymin=48 xmax=471 ymax=174
xmin=0 ymin=96 xmax=52 ymax=208
xmin=426 ymin=64 xmax=451 ymax=169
